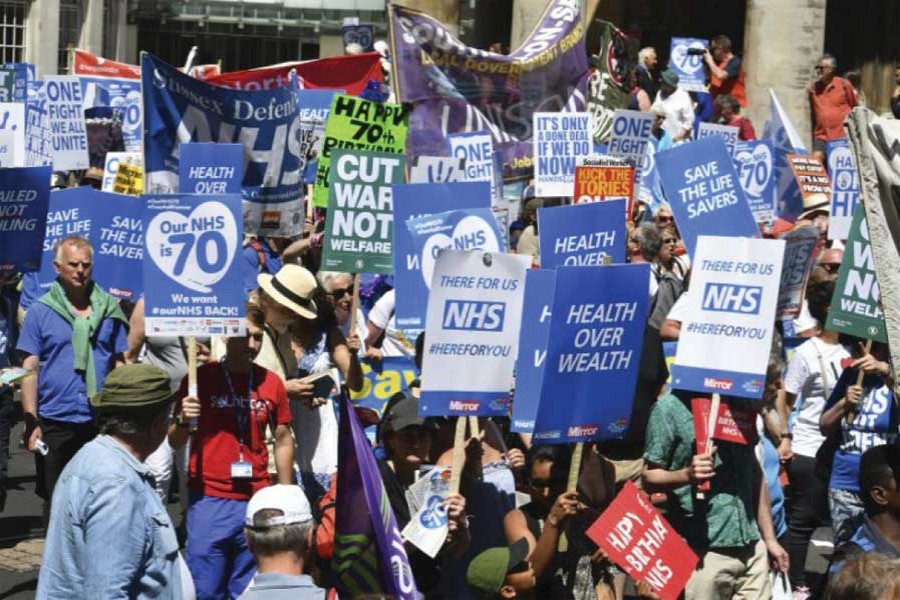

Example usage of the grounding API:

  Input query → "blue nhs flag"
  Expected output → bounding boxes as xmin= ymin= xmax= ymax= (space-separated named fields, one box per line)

xmin=442 ymin=300 xmax=506 ymax=332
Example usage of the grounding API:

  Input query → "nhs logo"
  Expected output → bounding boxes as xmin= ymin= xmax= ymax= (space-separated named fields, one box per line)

xmin=442 ymin=300 xmax=506 ymax=331
xmin=702 ymin=283 xmax=762 ymax=315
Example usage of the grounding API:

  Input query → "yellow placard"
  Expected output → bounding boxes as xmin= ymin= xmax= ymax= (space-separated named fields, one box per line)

xmin=112 ymin=162 xmax=143 ymax=195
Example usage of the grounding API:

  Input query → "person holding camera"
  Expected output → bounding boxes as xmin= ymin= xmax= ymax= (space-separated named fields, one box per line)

xmin=704 ymin=35 xmax=747 ymax=108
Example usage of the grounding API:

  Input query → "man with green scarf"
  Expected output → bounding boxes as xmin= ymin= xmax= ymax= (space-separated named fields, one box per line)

xmin=17 ymin=236 xmax=129 ymax=508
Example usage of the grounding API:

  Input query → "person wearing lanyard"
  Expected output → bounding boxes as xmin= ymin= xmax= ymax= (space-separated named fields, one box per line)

xmin=170 ymin=305 xmax=294 ymax=600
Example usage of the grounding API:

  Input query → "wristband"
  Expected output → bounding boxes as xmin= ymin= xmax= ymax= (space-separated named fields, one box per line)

xmin=779 ymin=432 xmax=793 ymax=440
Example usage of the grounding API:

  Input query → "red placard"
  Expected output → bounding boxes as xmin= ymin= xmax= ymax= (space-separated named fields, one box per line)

xmin=586 ymin=481 xmax=699 ymax=600
xmin=787 ymin=153 xmax=831 ymax=202
xmin=72 ymin=49 xmax=141 ymax=79
xmin=691 ymin=397 xmax=758 ymax=445
xmin=573 ymin=160 xmax=634 ymax=218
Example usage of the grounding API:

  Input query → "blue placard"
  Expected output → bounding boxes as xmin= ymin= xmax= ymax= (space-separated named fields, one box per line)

xmin=92 ymin=194 xmax=144 ymax=300
xmin=656 ymin=136 xmax=759 ymax=256
xmin=448 ymin=132 xmax=498 ymax=199
xmin=142 ymin=53 xmax=305 ymax=237
xmin=0 ymin=63 xmax=29 ymax=103
xmin=0 ymin=166 xmax=51 ymax=273
xmin=78 ymin=75 xmax=142 ymax=152
xmin=537 ymin=200 xmax=626 ymax=268
xmin=668 ymin=37 xmax=708 ymax=92
xmin=179 ymin=143 xmax=244 ymax=195
xmin=405 ymin=207 xmax=504 ymax=269
xmin=342 ymin=24 xmax=376 ymax=52
xmin=33 ymin=188 xmax=95 ymax=295
xmin=763 ymin=91 xmax=807 ymax=220
xmin=532 ymin=263 xmax=649 ymax=444
xmin=733 ymin=140 xmax=776 ymax=223
xmin=392 ymin=181 xmax=492 ymax=332
xmin=142 ymin=193 xmax=245 ymax=336
xmin=511 ymin=269 xmax=556 ymax=433
xmin=25 ymin=80 xmax=51 ymax=167
xmin=297 ymin=89 xmax=342 ymax=184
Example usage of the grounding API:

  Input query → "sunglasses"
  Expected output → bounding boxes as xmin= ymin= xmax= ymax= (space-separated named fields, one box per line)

xmin=331 ymin=287 xmax=353 ymax=300
xmin=820 ymin=262 xmax=841 ymax=273
xmin=656 ymin=215 xmax=674 ymax=224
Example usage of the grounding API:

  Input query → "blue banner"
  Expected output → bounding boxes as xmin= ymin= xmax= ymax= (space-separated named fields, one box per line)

xmin=297 ymin=89 xmax=342 ymax=184
xmin=511 ymin=269 xmax=556 ymax=433
xmin=349 ymin=356 xmax=418 ymax=417
xmin=532 ymin=263 xmax=649 ymax=444
xmin=0 ymin=166 xmax=51 ymax=273
xmin=78 ymin=76 xmax=142 ymax=152
xmin=142 ymin=193 xmax=245 ymax=336
xmin=142 ymin=53 xmax=307 ymax=237
xmin=733 ymin=140 xmax=776 ymax=223
xmin=537 ymin=200 xmax=626 ymax=268
xmin=392 ymin=181 xmax=492 ymax=332
xmin=24 ymin=81 xmax=51 ymax=167
xmin=763 ymin=90 xmax=807 ymax=220
xmin=33 ymin=188 xmax=95 ymax=294
xmin=656 ymin=136 xmax=759 ymax=256
xmin=92 ymin=193 xmax=144 ymax=300
xmin=0 ymin=63 xmax=29 ymax=103
xmin=668 ymin=38 xmax=708 ymax=92
xmin=179 ymin=143 xmax=243 ymax=195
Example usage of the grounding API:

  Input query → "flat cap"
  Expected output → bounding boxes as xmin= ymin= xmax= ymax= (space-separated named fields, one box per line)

xmin=91 ymin=364 xmax=174 ymax=411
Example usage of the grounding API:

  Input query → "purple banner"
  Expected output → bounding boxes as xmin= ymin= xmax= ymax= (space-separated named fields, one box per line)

xmin=334 ymin=393 xmax=417 ymax=599
xmin=389 ymin=0 xmax=588 ymax=181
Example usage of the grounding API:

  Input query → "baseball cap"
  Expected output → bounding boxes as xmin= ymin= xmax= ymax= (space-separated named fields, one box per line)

xmin=381 ymin=395 xmax=428 ymax=433
xmin=467 ymin=538 xmax=530 ymax=594
xmin=245 ymin=485 xmax=313 ymax=528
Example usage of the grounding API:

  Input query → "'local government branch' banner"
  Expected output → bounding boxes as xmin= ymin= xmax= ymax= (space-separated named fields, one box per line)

xmin=733 ymin=140 xmax=775 ymax=223
xmin=419 ymin=250 xmax=530 ymax=416
xmin=322 ymin=150 xmax=405 ymax=274
xmin=776 ymin=226 xmax=818 ymax=318
xmin=142 ymin=53 xmax=308 ymax=237
xmin=142 ymin=194 xmax=245 ymax=336
xmin=45 ymin=76 xmax=89 ymax=171
xmin=586 ymin=481 xmax=699 ymax=600
xmin=532 ymin=263 xmax=649 ymax=444
xmin=92 ymin=193 xmax=143 ymax=300
xmin=538 ymin=200 xmax=625 ymax=268
xmin=825 ymin=205 xmax=886 ymax=342
xmin=393 ymin=182 xmax=492 ymax=332
xmin=671 ymin=236 xmax=784 ymax=399
xmin=389 ymin=0 xmax=588 ymax=181
xmin=656 ymin=135 xmax=759 ymax=256
xmin=313 ymin=94 xmax=409 ymax=208
xmin=511 ymin=269 xmax=556 ymax=433
xmin=0 ymin=165 xmax=51 ymax=273
xmin=668 ymin=38 xmax=708 ymax=92
xmin=826 ymin=139 xmax=860 ymax=240
xmin=533 ymin=112 xmax=592 ymax=197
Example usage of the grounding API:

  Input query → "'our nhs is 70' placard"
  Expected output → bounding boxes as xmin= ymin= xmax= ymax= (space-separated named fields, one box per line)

xmin=142 ymin=194 xmax=245 ymax=336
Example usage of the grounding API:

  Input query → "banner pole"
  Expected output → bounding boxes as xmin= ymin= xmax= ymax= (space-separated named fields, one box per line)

xmin=348 ymin=274 xmax=360 ymax=337
xmin=468 ymin=416 xmax=479 ymax=440
xmin=187 ymin=336 xmax=198 ymax=431
xmin=847 ymin=339 xmax=873 ymax=425
xmin=449 ymin=416 xmax=467 ymax=494
xmin=556 ymin=441 xmax=584 ymax=552
xmin=696 ymin=393 xmax=720 ymax=500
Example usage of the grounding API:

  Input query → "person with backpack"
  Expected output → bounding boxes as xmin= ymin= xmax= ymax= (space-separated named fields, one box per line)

xmin=243 ymin=236 xmax=284 ymax=298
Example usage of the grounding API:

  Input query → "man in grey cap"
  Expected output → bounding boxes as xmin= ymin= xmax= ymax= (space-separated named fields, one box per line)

xmin=37 ymin=364 xmax=186 ymax=599
xmin=654 ymin=68 xmax=694 ymax=142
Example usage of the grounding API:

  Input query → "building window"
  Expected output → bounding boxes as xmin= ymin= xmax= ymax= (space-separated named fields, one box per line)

xmin=58 ymin=0 xmax=81 ymax=72
xmin=0 ymin=0 xmax=24 ymax=64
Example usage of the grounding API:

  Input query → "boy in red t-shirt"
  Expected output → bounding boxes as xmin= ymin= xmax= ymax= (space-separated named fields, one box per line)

xmin=170 ymin=305 xmax=294 ymax=599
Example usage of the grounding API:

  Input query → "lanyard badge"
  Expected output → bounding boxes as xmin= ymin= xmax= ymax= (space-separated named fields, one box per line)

xmin=221 ymin=363 xmax=256 ymax=479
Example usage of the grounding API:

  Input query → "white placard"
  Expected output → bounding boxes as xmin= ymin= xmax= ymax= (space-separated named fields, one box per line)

xmin=533 ymin=112 xmax=592 ymax=197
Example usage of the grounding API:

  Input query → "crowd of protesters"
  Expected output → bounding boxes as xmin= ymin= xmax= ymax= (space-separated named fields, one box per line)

xmin=0 ymin=23 xmax=896 ymax=600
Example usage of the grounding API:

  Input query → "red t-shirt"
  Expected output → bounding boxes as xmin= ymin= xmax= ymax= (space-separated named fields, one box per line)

xmin=810 ymin=77 xmax=857 ymax=141
xmin=177 ymin=362 xmax=291 ymax=500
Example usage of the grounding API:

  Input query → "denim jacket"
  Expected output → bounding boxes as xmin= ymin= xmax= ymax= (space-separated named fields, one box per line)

xmin=37 ymin=435 xmax=183 ymax=599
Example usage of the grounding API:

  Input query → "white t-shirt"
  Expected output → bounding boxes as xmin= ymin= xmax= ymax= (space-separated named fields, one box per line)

xmin=783 ymin=337 xmax=850 ymax=457
xmin=665 ymin=290 xmax=691 ymax=323
xmin=367 ymin=290 xmax=414 ymax=358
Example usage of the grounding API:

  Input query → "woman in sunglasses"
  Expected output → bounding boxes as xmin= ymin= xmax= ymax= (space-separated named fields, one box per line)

xmin=653 ymin=225 xmax=689 ymax=282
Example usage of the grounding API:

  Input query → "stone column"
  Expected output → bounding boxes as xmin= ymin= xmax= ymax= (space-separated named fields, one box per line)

xmin=401 ymin=0 xmax=459 ymax=36
xmin=743 ymin=0 xmax=827 ymax=146
xmin=24 ymin=0 xmax=60 ymax=77
xmin=79 ymin=0 xmax=105 ymax=56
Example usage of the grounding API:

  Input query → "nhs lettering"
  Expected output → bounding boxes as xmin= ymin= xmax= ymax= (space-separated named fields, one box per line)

xmin=442 ymin=300 xmax=506 ymax=332
xmin=701 ymin=283 xmax=762 ymax=315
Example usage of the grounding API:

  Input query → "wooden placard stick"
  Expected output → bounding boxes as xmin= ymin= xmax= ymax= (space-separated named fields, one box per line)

xmin=348 ymin=274 xmax=360 ymax=336
xmin=449 ymin=416 xmax=468 ymax=494
xmin=847 ymin=339 xmax=873 ymax=425
xmin=187 ymin=336 xmax=198 ymax=431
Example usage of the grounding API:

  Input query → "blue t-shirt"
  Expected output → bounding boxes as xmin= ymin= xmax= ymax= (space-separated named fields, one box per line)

xmin=18 ymin=272 xmax=44 ymax=312
xmin=825 ymin=370 xmax=899 ymax=492
xmin=16 ymin=303 xmax=129 ymax=422
xmin=761 ymin=435 xmax=787 ymax=538
xmin=243 ymin=240 xmax=283 ymax=296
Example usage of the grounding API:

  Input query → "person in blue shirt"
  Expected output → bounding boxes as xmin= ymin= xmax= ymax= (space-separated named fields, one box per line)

xmin=37 ymin=364 xmax=185 ymax=599
xmin=827 ymin=444 xmax=900 ymax=577
xmin=0 ymin=273 xmax=19 ymax=511
xmin=820 ymin=341 xmax=896 ymax=547
xmin=16 ymin=236 xmax=129 ymax=508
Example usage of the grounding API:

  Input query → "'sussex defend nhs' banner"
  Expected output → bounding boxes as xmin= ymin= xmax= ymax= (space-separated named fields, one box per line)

xmin=389 ymin=0 xmax=587 ymax=180
xmin=142 ymin=53 xmax=309 ymax=237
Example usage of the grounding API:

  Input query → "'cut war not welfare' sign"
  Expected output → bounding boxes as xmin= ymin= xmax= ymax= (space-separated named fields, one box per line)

xmin=142 ymin=194 xmax=245 ymax=336
xmin=533 ymin=112 xmax=592 ymax=197
xmin=671 ymin=236 xmax=784 ymax=398
xmin=322 ymin=150 xmax=405 ymax=274
xmin=656 ymin=135 xmax=759 ymax=256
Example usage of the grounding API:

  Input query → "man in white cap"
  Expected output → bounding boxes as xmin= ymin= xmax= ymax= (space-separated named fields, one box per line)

xmin=240 ymin=484 xmax=325 ymax=599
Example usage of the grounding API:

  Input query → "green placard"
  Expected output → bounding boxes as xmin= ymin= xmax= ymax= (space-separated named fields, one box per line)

xmin=313 ymin=94 xmax=409 ymax=208
xmin=825 ymin=205 xmax=887 ymax=342
xmin=321 ymin=149 xmax=405 ymax=274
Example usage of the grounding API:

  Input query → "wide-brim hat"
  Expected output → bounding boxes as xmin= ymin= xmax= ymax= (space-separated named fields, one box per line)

xmin=258 ymin=264 xmax=318 ymax=320
xmin=798 ymin=192 xmax=831 ymax=221
xmin=661 ymin=69 xmax=680 ymax=87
